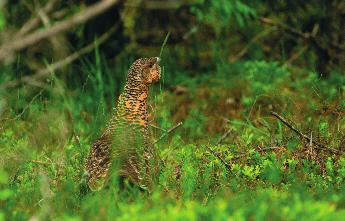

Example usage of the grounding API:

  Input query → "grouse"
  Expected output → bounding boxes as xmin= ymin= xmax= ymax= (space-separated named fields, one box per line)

xmin=85 ymin=57 xmax=161 ymax=191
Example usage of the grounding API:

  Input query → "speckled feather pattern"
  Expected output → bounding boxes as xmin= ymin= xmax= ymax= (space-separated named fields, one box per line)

xmin=85 ymin=57 xmax=161 ymax=191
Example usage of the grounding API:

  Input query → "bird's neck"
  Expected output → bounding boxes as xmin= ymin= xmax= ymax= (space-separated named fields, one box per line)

xmin=119 ymin=80 xmax=149 ymax=127
xmin=123 ymin=80 xmax=148 ymax=100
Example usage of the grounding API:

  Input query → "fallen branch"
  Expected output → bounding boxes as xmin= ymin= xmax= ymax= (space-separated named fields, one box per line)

xmin=206 ymin=128 xmax=234 ymax=173
xmin=216 ymin=128 xmax=232 ymax=145
xmin=232 ymin=146 xmax=283 ymax=160
xmin=205 ymin=145 xmax=233 ymax=172
xmin=0 ymin=0 xmax=119 ymax=62
xmin=270 ymin=111 xmax=343 ymax=155
xmin=0 ymin=88 xmax=44 ymax=125
xmin=206 ymin=130 xmax=282 ymax=172
xmin=1 ymin=25 xmax=118 ymax=89
xmin=153 ymin=122 xmax=183 ymax=145
xmin=259 ymin=17 xmax=343 ymax=51
xmin=149 ymin=124 xmax=167 ymax=132
xmin=31 ymin=160 xmax=51 ymax=166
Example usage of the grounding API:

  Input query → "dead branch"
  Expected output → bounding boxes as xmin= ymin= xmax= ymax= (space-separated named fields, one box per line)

xmin=1 ymin=25 xmax=117 ymax=89
xmin=153 ymin=122 xmax=183 ymax=145
xmin=286 ymin=45 xmax=308 ymax=64
xmin=231 ymin=146 xmax=283 ymax=160
xmin=216 ymin=128 xmax=232 ymax=145
xmin=0 ymin=0 xmax=119 ymax=62
xmin=0 ymin=88 xmax=44 ymax=125
xmin=205 ymin=129 xmax=282 ymax=172
xmin=270 ymin=111 xmax=343 ymax=155
xmin=33 ymin=25 xmax=117 ymax=80
xmin=16 ymin=0 xmax=60 ymax=38
xmin=229 ymin=26 xmax=276 ymax=63
xmin=259 ymin=17 xmax=343 ymax=51
xmin=149 ymin=124 xmax=167 ymax=132
xmin=206 ymin=129 xmax=234 ymax=173
xmin=31 ymin=160 xmax=51 ymax=166
xmin=205 ymin=145 xmax=233 ymax=172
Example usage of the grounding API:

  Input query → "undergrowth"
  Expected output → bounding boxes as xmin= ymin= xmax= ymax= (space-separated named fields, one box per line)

xmin=0 ymin=54 xmax=344 ymax=221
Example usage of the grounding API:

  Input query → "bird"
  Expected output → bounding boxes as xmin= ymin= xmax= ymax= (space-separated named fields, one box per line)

xmin=84 ymin=57 xmax=161 ymax=191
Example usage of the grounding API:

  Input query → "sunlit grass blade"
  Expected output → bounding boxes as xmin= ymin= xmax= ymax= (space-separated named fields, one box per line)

xmin=159 ymin=32 xmax=170 ymax=58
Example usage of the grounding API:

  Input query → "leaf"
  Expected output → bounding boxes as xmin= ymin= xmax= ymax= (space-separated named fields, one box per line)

xmin=0 ymin=189 xmax=13 ymax=200
xmin=287 ymin=138 xmax=299 ymax=151
xmin=0 ymin=170 xmax=8 ymax=185
xmin=263 ymin=165 xmax=281 ymax=184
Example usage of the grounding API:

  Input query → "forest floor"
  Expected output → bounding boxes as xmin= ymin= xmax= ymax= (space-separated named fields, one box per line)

xmin=0 ymin=58 xmax=344 ymax=221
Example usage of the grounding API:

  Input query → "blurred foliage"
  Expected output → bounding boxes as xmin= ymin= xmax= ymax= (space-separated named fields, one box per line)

xmin=0 ymin=0 xmax=344 ymax=220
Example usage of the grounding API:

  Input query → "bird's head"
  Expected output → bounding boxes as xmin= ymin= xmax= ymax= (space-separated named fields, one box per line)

xmin=127 ymin=57 xmax=161 ymax=86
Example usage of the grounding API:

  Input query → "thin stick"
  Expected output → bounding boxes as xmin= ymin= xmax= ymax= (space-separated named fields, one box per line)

xmin=16 ymin=0 xmax=60 ymax=37
xmin=1 ymin=25 xmax=117 ymax=89
xmin=270 ymin=111 xmax=342 ymax=155
xmin=0 ymin=0 xmax=119 ymax=62
xmin=229 ymin=27 xmax=275 ymax=63
xmin=206 ymin=129 xmax=234 ymax=173
xmin=0 ymin=88 xmax=44 ymax=124
xmin=31 ymin=160 xmax=51 ymax=166
xmin=205 ymin=145 xmax=233 ymax=172
xmin=13 ymin=89 xmax=43 ymax=120
xmin=231 ymin=146 xmax=283 ymax=160
xmin=286 ymin=45 xmax=308 ymax=64
xmin=33 ymin=25 xmax=117 ymax=79
xmin=260 ymin=17 xmax=342 ymax=51
xmin=153 ymin=122 xmax=183 ymax=145
xmin=149 ymin=124 xmax=167 ymax=132
xmin=258 ymin=146 xmax=282 ymax=152
xmin=216 ymin=128 xmax=232 ymax=145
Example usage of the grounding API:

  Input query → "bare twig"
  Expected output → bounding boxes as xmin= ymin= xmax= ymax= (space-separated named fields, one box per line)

xmin=258 ymin=146 xmax=282 ymax=152
xmin=206 ymin=129 xmax=234 ymax=172
xmin=259 ymin=17 xmax=343 ymax=51
xmin=286 ymin=45 xmax=308 ymax=64
xmin=149 ymin=124 xmax=167 ymax=132
xmin=16 ymin=0 xmax=60 ymax=37
xmin=229 ymin=26 xmax=276 ymax=63
xmin=205 ymin=145 xmax=233 ymax=172
xmin=1 ymin=25 xmax=118 ymax=89
xmin=153 ymin=122 xmax=183 ymax=145
xmin=270 ymin=111 xmax=343 ymax=155
xmin=34 ymin=25 xmax=117 ymax=79
xmin=216 ymin=128 xmax=232 ymax=145
xmin=31 ymin=160 xmax=51 ymax=166
xmin=0 ymin=0 xmax=119 ymax=62
xmin=260 ymin=17 xmax=309 ymax=39
xmin=231 ymin=146 xmax=283 ymax=160
xmin=0 ymin=88 xmax=44 ymax=124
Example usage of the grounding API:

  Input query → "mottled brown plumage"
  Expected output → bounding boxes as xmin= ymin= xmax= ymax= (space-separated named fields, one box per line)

xmin=85 ymin=57 xmax=161 ymax=191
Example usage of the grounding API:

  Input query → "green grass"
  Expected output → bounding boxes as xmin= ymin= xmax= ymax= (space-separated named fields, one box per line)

xmin=0 ymin=54 xmax=344 ymax=221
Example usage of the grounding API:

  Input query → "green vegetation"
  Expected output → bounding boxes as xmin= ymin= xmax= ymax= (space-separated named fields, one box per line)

xmin=0 ymin=1 xmax=344 ymax=220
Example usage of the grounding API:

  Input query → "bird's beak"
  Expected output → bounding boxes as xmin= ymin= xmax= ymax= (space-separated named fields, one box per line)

xmin=155 ymin=57 xmax=161 ymax=64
